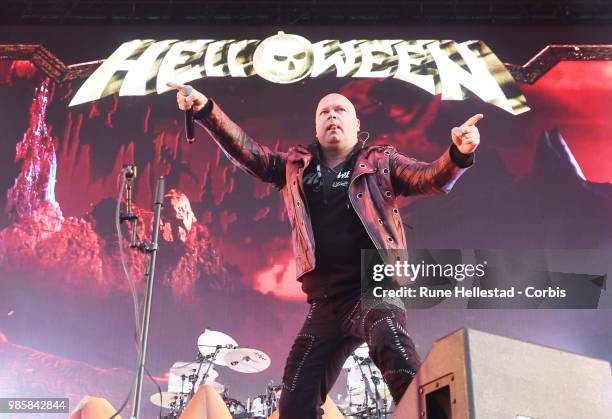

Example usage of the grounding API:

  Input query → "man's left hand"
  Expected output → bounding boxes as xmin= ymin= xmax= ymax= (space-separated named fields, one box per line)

xmin=451 ymin=114 xmax=483 ymax=154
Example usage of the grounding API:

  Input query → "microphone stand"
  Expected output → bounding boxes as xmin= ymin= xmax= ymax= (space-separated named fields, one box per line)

xmin=130 ymin=176 xmax=165 ymax=419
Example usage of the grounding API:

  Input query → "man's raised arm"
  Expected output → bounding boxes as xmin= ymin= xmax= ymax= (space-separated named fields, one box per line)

xmin=167 ymin=82 xmax=286 ymax=189
xmin=390 ymin=114 xmax=483 ymax=196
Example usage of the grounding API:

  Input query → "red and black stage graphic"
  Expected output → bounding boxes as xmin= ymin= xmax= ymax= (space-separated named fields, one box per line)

xmin=0 ymin=26 xmax=610 ymax=417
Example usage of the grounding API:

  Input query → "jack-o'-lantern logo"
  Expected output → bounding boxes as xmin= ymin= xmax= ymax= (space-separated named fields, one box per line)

xmin=253 ymin=32 xmax=314 ymax=84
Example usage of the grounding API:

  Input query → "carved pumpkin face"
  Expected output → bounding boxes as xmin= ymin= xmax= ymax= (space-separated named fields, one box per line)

xmin=254 ymin=32 xmax=314 ymax=84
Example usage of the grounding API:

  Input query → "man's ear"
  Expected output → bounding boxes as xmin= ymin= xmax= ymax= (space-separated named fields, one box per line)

xmin=357 ymin=118 xmax=361 ymax=131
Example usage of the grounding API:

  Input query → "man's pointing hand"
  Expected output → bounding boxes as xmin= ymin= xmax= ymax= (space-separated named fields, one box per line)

xmin=451 ymin=113 xmax=483 ymax=154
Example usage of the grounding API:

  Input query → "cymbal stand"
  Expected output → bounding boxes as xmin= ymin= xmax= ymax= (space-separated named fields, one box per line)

xmin=187 ymin=350 xmax=219 ymax=398
xmin=364 ymin=359 xmax=388 ymax=418
xmin=353 ymin=355 xmax=383 ymax=418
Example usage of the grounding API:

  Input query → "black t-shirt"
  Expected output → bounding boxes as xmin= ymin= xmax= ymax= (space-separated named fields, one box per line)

xmin=300 ymin=146 xmax=376 ymax=300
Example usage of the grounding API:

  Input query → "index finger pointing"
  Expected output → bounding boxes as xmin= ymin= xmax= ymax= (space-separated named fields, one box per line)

xmin=166 ymin=81 xmax=186 ymax=91
xmin=462 ymin=113 xmax=484 ymax=126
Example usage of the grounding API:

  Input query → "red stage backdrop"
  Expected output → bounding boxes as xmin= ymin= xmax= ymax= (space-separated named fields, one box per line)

xmin=0 ymin=25 xmax=610 ymax=417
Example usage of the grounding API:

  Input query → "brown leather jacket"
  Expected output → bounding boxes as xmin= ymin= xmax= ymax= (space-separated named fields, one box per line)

xmin=195 ymin=100 xmax=473 ymax=279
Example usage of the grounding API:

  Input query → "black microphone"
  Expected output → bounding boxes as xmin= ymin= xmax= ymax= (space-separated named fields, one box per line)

xmin=180 ymin=85 xmax=195 ymax=144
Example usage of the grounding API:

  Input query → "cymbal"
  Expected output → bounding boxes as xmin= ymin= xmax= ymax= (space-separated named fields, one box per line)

xmin=342 ymin=343 xmax=370 ymax=369
xmin=224 ymin=348 xmax=271 ymax=373
xmin=170 ymin=361 xmax=219 ymax=381
xmin=197 ymin=329 xmax=238 ymax=366
xmin=149 ymin=392 xmax=185 ymax=409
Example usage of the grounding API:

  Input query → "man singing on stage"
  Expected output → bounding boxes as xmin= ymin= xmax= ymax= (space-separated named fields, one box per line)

xmin=169 ymin=82 xmax=482 ymax=418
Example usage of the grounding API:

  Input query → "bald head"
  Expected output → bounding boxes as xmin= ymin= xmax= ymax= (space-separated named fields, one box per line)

xmin=316 ymin=93 xmax=357 ymax=118
xmin=315 ymin=93 xmax=360 ymax=154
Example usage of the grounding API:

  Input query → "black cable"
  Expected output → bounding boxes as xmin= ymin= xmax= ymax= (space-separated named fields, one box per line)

xmin=144 ymin=365 xmax=164 ymax=419
xmin=109 ymin=170 xmax=146 ymax=419
xmin=116 ymin=172 xmax=142 ymax=338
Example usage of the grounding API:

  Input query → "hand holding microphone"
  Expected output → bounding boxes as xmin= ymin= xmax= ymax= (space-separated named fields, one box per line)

xmin=166 ymin=81 xmax=208 ymax=144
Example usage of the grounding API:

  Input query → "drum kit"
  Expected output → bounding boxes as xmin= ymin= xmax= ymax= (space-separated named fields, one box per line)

xmin=149 ymin=329 xmax=278 ymax=419
xmin=150 ymin=332 xmax=392 ymax=418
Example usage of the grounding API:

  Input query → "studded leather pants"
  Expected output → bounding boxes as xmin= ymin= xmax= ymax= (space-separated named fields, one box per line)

xmin=278 ymin=295 xmax=420 ymax=418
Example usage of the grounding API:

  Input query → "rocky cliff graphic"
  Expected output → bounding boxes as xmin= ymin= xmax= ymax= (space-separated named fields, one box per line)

xmin=0 ymin=78 xmax=228 ymax=300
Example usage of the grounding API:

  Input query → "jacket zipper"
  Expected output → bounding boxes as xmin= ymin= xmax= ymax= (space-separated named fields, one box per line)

xmin=295 ymin=159 xmax=316 ymax=273
xmin=348 ymin=169 xmax=381 ymax=251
